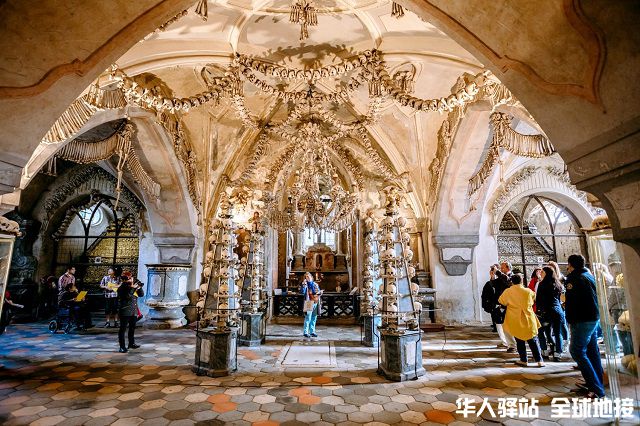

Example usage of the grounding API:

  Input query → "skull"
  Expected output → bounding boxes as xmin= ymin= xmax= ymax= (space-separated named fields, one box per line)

xmin=203 ymin=266 xmax=212 ymax=278
xmin=413 ymin=301 xmax=423 ymax=312
xmin=221 ymin=234 xmax=232 ymax=244
xmin=205 ymin=251 xmax=214 ymax=262
xmin=591 ymin=215 xmax=610 ymax=230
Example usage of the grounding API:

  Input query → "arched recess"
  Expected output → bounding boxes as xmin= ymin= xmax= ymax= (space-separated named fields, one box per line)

xmin=490 ymin=167 xmax=596 ymax=236
xmin=30 ymin=164 xmax=145 ymax=283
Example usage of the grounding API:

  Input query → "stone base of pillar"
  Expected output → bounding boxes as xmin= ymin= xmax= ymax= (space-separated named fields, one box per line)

xmin=378 ymin=330 xmax=425 ymax=381
xmin=239 ymin=312 xmax=266 ymax=347
xmin=144 ymin=305 xmax=187 ymax=329
xmin=193 ymin=328 xmax=238 ymax=377
xmin=361 ymin=314 xmax=381 ymax=347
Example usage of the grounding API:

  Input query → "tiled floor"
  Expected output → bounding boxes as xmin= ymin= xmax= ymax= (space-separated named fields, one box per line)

xmin=0 ymin=321 xmax=636 ymax=425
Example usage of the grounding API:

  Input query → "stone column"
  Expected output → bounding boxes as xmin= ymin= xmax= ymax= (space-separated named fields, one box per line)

xmin=144 ymin=234 xmax=195 ymax=328
xmin=145 ymin=264 xmax=191 ymax=329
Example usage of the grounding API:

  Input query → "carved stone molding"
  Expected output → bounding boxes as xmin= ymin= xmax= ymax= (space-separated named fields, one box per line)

xmin=433 ymin=234 xmax=479 ymax=276
xmin=490 ymin=165 xmax=596 ymax=234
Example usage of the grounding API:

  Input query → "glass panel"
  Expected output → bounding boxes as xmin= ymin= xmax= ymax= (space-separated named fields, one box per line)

xmin=554 ymin=236 xmax=587 ymax=264
xmin=523 ymin=198 xmax=553 ymax=248
xmin=553 ymin=208 xmax=581 ymax=234
xmin=587 ymin=230 xmax=639 ymax=404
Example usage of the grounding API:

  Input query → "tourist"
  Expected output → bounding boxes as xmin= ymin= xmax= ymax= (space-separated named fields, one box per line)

xmin=536 ymin=266 xmax=567 ymax=361
xmin=99 ymin=267 xmax=120 ymax=328
xmin=117 ymin=272 xmax=143 ymax=353
xmin=481 ymin=265 xmax=498 ymax=332
xmin=565 ymin=254 xmax=605 ymax=398
xmin=498 ymin=274 xmax=544 ymax=367
xmin=500 ymin=261 xmax=514 ymax=281
xmin=492 ymin=270 xmax=516 ymax=352
xmin=58 ymin=282 xmax=93 ymax=330
xmin=301 ymin=272 xmax=322 ymax=338
xmin=57 ymin=266 xmax=76 ymax=293
xmin=548 ymin=260 xmax=569 ymax=350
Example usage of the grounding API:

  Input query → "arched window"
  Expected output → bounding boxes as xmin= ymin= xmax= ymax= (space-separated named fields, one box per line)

xmin=54 ymin=199 xmax=139 ymax=286
xmin=497 ymin=195 xmax=587 ymax=278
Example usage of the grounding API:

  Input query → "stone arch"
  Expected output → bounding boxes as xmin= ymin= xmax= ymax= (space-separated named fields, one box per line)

xmin=490 ymin=166 xmax=596 ymax=235
xmin=30 ymin=164 xmax=145 ymax=281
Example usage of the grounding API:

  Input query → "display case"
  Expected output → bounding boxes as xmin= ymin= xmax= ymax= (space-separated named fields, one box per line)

xmin=586 ymin=229 xmax=639 ymax=404
xmin=0 ymin=233 xmax=16 ymax=322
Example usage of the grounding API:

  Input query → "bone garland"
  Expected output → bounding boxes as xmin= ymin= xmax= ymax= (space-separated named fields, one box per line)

xmin=391 ymin=2 xmax=405 ymax=18
xmin=467 ymin=112 xmax=555 ymax=196
xmin=156 ymin=113 xmax=202 ymax=212
xmin=55 ymin=122 xmax=161 ymax=204
xmin=229 ymin=133 xmax=270 ymax=187
xmin=426 ymin=71 xmax=523 ymax=212
xmin=42 ymin=95 xmax=97 ymax=144
xmin=355 ymin=126 xmax=397 ymax=180
xmin=55 ymin=132 xmax=121 ymax=164
xmin=194 ymin=0 xmax=208 ymax=21
xmin=155 ymin=10 xmax=189 ymax=33
xmin=235 ymin=50 xmax=380 ymax=81
xmin=377 ymin=65 xmax=479 ymax=112
xmin=325 ymin=140 xmax=366 ymax=189
xmin=361 ymin=210 xmax=379 ymax=313
xmin=289 ymin=0 xmax=318 ymax=40
xmin=86 ymin=83 xmax=127 ymax=109
xmin=467 ymin=143 xmax=501 ymax=197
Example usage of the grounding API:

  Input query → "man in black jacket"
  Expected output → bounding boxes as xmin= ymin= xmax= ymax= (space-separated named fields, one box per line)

xmin=117 ymin=272 xmax=144 ymax=353
xmin=565 ymin=254 xmax=605 ymax=398
xmin=481 ymin=265 xmax=499 ymax=332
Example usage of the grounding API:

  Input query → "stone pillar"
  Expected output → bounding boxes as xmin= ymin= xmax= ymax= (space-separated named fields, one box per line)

xmin=362 ymin=314 xmax=381 ymax=347
xmin=193 ymin=328 xmax=238 ymax=377
xmin=378 ymin=331 xmax=425 ymax=381
xmin=238 ymin=312 xmax=266 ymax=346
xmin=145 ymin=264 xmax=191 ymax=328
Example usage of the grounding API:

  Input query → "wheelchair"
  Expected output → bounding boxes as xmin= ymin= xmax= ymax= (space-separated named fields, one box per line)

xmin=48 ymin=306 xmax=82 ymax=334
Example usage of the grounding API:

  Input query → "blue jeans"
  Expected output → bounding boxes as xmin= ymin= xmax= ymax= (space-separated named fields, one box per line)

xmin=539 ymin=309 xmax=566 ymax=356
xmin=303 ymin=303 xmax=318 ymax=335
xmin=569 ymin=321 xmax=605 ymax=397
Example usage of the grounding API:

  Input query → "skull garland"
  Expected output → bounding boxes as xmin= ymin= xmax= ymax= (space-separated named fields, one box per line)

xmin=375 ymin=187 xmax=420 ymax=332
xmin=197 ymin=192 xmax=242 ymax=329
xmin=361 ymin=210 xmax=380 ymax=314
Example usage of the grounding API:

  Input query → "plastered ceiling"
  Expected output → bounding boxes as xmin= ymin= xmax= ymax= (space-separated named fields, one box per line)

xmin=115 ymin=0 xmax=486 ymax=218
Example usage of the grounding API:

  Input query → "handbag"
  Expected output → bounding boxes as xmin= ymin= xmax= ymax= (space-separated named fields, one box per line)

xmin=303 ymin=300 xmax=315 ymax=312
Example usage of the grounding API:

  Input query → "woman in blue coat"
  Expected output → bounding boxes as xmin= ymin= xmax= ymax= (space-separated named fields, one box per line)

xmin=301 ymin=272 xmax=322 ymax=338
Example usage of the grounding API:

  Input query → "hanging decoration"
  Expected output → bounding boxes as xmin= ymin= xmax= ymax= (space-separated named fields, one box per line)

xmin=391 ymin=2 xmax=405 ymax=18
xmin=262 ymin=122 xmax=360 ymax=234
xmin=55 ymin=122 xmax=161 ymax=207
xmin=112 ymin=49 xmax=480 ymax=117
xmin=198 ymin=192 xmax=242 ymax=330
xmin=376 ymin=186 xmax=419 ymax=333
xmin=290 ymin=0 xmax=318 ymax=40
xmin=467 ymin=112 xmax=555 ymax=196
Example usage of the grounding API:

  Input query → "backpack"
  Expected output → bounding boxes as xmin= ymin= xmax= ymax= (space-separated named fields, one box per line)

xmin=481 ymin=281 xmax=495 ymax=314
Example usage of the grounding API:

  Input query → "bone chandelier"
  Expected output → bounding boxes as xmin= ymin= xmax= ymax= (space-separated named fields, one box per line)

xmin=262 ymin=122 xmax=360 ymax=234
